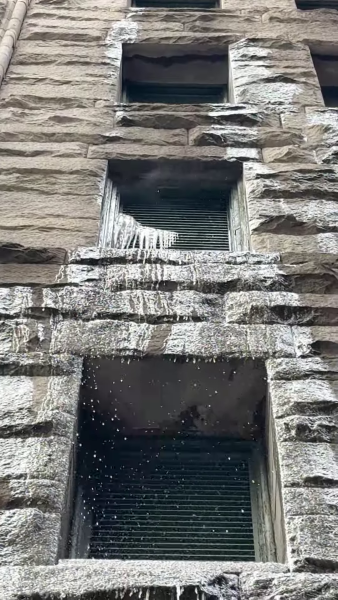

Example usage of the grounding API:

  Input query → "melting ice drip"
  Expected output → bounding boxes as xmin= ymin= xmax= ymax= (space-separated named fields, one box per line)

xmin=99 ymin=179 xmax=178 ymax=250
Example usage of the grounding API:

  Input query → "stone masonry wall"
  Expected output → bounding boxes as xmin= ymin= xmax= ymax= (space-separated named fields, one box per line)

xmin=1 ymin=0 xmax=338 ymax=598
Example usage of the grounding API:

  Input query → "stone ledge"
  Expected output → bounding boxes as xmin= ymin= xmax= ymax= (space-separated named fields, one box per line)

xmin=0 ymin=561 xmax=287 ymax=599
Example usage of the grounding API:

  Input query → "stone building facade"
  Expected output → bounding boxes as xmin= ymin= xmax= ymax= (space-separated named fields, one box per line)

xmin=1 ymin=0 xmax=338 ymax=597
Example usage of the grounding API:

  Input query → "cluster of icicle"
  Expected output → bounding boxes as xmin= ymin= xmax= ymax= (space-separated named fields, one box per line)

xmin=100 ymin=181 xmax=178 ymax=250
xmin=114 ymin=213 xmax=178 ymax=250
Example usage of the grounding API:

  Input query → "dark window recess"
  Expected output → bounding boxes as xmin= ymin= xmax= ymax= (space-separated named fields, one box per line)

xmin=86 ymin=437 xmax=256 ymax=561
xmin=124 ymin=82 xmax=226 ymax=104
xmin=296 ymin=0 xmax=338 ymax=8
xmin=132 ymin=0 xmax=218 ymax=7
xmin=321 ymin=86 xmax=338 ymax=107
xmin=121 ymin=188 xmax=230 ymax=250
xmin=312 ymin=55 xmax=338 ymax=107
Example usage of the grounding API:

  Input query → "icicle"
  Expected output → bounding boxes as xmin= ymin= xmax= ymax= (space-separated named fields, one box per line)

xmin=176 ymin=585 xmax=181 ymax=600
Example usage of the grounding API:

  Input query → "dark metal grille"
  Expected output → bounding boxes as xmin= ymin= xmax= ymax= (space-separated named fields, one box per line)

xmin=121 ymin=188 xmax=230 ymax=250
xmin=87 ymin=437 xmax=256 ymax=561
xmin=296 ymin=0 xmax=338 ymax=8
xmin=132 ymin=0 xmax=218 ymax=7
xmin=125 ymin=83 xmax=226 ymax=104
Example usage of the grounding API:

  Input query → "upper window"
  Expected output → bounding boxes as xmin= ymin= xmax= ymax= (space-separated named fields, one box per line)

xmin=312 ymin=54 xmax=338 ymax=107
xmin=122 ymin=44 xmax=228 ymax=104
xmin=296 ymin=0 xmax=338 ymax=9
xmin=133 ymin=0 xmax=218 ymax=6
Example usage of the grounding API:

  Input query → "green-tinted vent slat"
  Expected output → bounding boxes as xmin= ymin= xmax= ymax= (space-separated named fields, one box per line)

xmin=125 ymin=83 xmax=227 ymax=104
xmin=121 ymin=192 xmax=230 ymax=251
xmin=86 ymin=437 xmax=255 ymax=561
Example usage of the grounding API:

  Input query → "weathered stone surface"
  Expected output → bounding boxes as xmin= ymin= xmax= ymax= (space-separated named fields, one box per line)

xmin=87 ymin=142 xmax=261 ymax=162
xmin=0 ymin=509 xmax=61 ymax=566
xmin=0 ymin=319 xmax=47 ymax=354
xmin=0 ymin=159 xmax=105 ymax=250
xmin=0 ymin=436 xmax=72 ymax=483
xmin=267 ymin=357 xmax=338 ymax=381
xmin=189 ymin=125 xmax=302 ymax=148
xmin=0 ymin=265 xmax=64 ymax=285
xmin=51 ymin=320 xmax=295 ymax=358
xmin=284 ymin=488 xmax=338 ymax=517
xmin=225 ymin=292 xmax=338 ymax=325
xmin=63 ymin=262 xmax=285 ymax=292
xmin=43 ymin=287 xmax=222 ymax=320
xmin=241 ymin=572 xmax=338 ymax=599
xmin=275 ymin=416 xmax=338 ymax=443
xmin=115 ymin=105 xmax=281 ymax=129
xmin=269 ymin=379 xmax=338 ymax=416
xmin=0 ymin=561 xmax=287 ymax=599
xmin=285 ymin=515 xmax=338 ymax=571
xmin=252 ymin=232 xmax=338 ymax=254
xmin=278 ymin=442 xmax=338 ymax=487
xmin=0 ymin=374 xmax=80 ymax=436
xmin=263 ymin=146 xmax=316 ymax=164
xmin=229 ymin=39 xmax=323 ymax=106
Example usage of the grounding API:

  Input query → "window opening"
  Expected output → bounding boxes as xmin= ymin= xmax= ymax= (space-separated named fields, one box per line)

xmin=99 ymin=160 xmax=247 ymax=252
xmin=296 ymin=0 xmax=338 ymax=9
xmin=122 ymin=45 xmax=228 ymax=104
xmin=312 ymin=54 xmax=338 ymax=107
xmin=70 ymin=358 xmax=277 ymax=562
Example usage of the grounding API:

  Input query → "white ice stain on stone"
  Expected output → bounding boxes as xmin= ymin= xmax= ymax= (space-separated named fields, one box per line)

xmin=105 ymin=19 xmax=138 ymax=63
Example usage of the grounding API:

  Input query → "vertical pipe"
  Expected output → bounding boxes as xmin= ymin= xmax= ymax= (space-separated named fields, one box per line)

xmin=0 ymin=0 xmax=30 ymax=88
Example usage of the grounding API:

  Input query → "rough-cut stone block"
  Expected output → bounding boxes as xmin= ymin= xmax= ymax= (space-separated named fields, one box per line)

xmin=0 ymin=265 xmax=64 ymax=286
xmin=51 ymin=320 xmax=295 ymax=358
xmin=64 ymin=262 xmax=284 ymax=293
xmin=0 ymin=319 xmax=47 ymax=354
xmin=0 ymin=436 xmax=72 ymax=484
xmin=225 ymin=292 xmax=338 ymax=325
xmin=43 ymin=287 xmax=222 ymax=320
xmin=0 ymin=374 xmax=80 ymax=436
xmin=241 ymin=572 xmax=338 ymax=599
xmin=269 ymin=379 xmax=338 ymax=417
xmin=263 ymin=146 xmax=316 ymax=164
xmin=284 ymin=488 xmax=338 ymax=517
xmin=0 ymin=142 xmax=88 ymax=157
xmin=275 ymin=415 xmax=338 ymax=443
xmin=278 ymin=442 xmax=338 ymax=487
xmin=0 ymin=509 xmax=61 ymax=566
xmin=267 ymin=357 xmax=338 ymax=381
xmin=189 ymin=125 xmax=302 ymax=148
xmin=115 ymin=105 xmax=281 ymax=129
xmin=252 ymin=232 xmax=338 ymax=254
xmin=229 ymin=39 xmax=323 ymax=106
xmin=87 ymin=142 xmax=261 ymax=162
xmin=0 ymin=478 xmax=65 ymax=512
xmin=68 ymin=248 xmax=280 ymax=265
xmin=285 ymin=515 xmax=338 ymax=571
xmin=0 ymin=561 xmax=287 ymax=598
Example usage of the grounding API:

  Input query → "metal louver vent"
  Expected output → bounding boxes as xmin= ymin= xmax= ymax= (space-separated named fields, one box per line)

xmin=297 ymin=0 xmax=338 ymax=7
xmin=87 ymin=437 xmax=256 ymax=561
xmin=132 ymin=0 xmax=218 ymax=7
xmin=121 ymin=188 xmax=230 ymax=250
xmin=125 ymin=83 xmax=227 ymax=104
